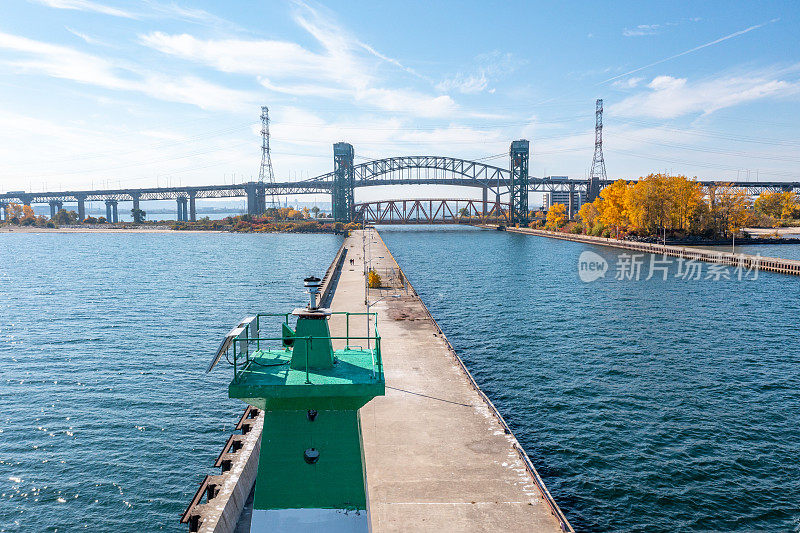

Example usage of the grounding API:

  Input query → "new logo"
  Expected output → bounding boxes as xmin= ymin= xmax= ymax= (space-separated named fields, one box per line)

xmin=578 ymin=251 xmax=608 ymax=282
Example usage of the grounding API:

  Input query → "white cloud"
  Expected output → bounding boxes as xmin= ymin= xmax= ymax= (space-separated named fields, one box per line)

xmin=612 ymin=77 xmax=643 ymax=89
xmin=65 ymin=26 xmax=105 ymax=46
xmin=139 ymin=3 xmax=460 ymax=118
xmin=0 ymin=31 xmax=255 ymax=111
xmin=437 ymin=51 xmax=524 ymax=94
xmin=29 ymin=0 xmax=137 ymax=18
xmin=610 ymin=69 xmax=800 ymax=119
xmin=623 ymin=24 xmax=661 ymax=37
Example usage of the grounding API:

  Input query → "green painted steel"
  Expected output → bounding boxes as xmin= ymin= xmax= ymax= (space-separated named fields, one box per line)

xmin=289 ymin=318 xmax=334 ymax=370
xmin=228 ymin=311 xmax=384 ymax=512
xmin=332 ymin=142 xmax=355 ymax=222
xmin=509 ymin=139 xmax=530 ymax=225
xmin=254 ymin=409 xmax=368 ymax=510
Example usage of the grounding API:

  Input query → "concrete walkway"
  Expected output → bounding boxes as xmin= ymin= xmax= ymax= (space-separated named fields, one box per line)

xmin=328 ymin=229 xmax=567 ymax=533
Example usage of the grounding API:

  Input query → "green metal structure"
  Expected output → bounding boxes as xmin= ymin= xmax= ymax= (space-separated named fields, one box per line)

xmin=332 ymin=142 xmax=355 ymax=222
xmin=210 ymin=277 xmax=384 ymax=530
xmin=509 ymin=139 xmax=530 ymax=226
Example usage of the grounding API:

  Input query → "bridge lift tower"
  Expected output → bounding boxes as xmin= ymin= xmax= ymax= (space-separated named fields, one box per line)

xmin=332 ymin=142 xmax=355 ymax=222
xmin=509 ymin=139 xmax=530 ymax=226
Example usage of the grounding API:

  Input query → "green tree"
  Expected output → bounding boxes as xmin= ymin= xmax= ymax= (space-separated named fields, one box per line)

xmin=53 ymin=209 xmax=78 ymax=225
xmin=131 ymin=208 xmax=146 ymax=224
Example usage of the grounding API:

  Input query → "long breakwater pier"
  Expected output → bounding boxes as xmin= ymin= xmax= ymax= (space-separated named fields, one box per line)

xmin=184 ymin=229 xmax=572 ymax=532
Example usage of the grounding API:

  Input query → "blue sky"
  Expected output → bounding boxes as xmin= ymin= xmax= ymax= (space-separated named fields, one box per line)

xmin=0 ymin=0 xmax=799 ymax=204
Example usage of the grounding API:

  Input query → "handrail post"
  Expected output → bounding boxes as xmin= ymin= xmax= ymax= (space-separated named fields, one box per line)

xmin=376 ymin=336 xmax=382 ymax=379
xmin=305 ymin=337 xmax=311 ymax=384
xmin=233 ymin=339 xmax=237 ymax=383
xmin=346 ymin=312 xmax=350 ymax=348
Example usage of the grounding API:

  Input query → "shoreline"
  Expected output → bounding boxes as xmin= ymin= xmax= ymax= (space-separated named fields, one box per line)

xmin=0 ymin=225 xmax=221 ymax=234
xmin=500 ymin=226 xmax=800 ymax=276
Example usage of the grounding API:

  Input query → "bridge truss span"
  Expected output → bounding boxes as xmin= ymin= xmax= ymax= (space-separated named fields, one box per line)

xmin=354 ymin=198 xmax=510 ymax=225
xmin=311 ymin=156 xmax=512 ymax=194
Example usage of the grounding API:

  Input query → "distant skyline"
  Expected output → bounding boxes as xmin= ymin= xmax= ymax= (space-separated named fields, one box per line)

xmin=1 ymin=1 xmax=799 ymax=202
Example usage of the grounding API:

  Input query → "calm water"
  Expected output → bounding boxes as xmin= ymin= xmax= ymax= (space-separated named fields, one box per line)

xmin=0 ymin=233 xmax=341 ymax=532
xmin=2 ymin=229 xmax=799 ymax=532
xmin=380 ymin=226 xmax=800 ymax=533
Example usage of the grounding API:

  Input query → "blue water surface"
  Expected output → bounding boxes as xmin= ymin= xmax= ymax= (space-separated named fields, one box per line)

xmin=0 ymin=232 xmax=341 ymax=532
xmin=379 ymin=225 xmax=800 ymax=533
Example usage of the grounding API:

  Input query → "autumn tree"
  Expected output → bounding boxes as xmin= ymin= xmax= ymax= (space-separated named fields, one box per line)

xmin=21 ymin=205 xmax=35 ymax=222
xmin=545 ymin=203 xmax=567 ymax=229
xmin=755 ymin=191 xmax=799 ymax=221
xmin=577 ymin=201 xmax=600 ymax=232
xmin=5 ymin=203 xmax=23 ymax=222
xmin=712 ymin=185 xmax=751 ymax=236
xmin=597 ymin=179 xmax=630 ymax=236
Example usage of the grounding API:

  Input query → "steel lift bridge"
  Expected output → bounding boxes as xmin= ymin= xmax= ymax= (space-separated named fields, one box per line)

xmin=2 ymin=139 xmax=798 ymax=224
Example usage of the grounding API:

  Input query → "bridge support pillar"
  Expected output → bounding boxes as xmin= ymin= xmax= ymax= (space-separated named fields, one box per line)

xmin=482 ymin=187 xmax=488 ymax=216
xmin=49 ymin=200 xmax=63 ymax=219
xmin=245 ymin=182 xmax=258 ymax=216
xmin=105 ymin=200 xmax=118 ymax=223
xmin=131 ymin=194 xmax=143 ymax=224
xmin=76 ymin=195 xmax=86 ymax=222
xmin=509 ymin=140 xmax=530 ymax=226
xmin=0 ymin=203 xmax=5 ymax=222
xmin=568 ymin=182 xmax=575 ymax=220
xmin=177 ymin=197 xmax=189 ymax=221
xmin=188 ymin=190 xmax=197 ymax=221
xmin=255 ymin=184 xmax=265 ymax=215
xmin=332 ymin=142 xmax=355 ymax=222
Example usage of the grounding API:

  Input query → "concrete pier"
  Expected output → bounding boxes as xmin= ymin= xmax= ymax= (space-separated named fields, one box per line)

xmin=328 ymin=230 xmax=569 ymax=532
xmin=185 ymin=230 xmax=571 ymax=532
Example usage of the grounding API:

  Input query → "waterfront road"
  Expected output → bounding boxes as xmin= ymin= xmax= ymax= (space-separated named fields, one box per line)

xmin=327 ymin=229 xmax=567 ymax=532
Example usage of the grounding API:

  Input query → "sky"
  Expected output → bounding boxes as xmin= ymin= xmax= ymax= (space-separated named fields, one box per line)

xmin=0 ymin=0 xmax=799 ymax=205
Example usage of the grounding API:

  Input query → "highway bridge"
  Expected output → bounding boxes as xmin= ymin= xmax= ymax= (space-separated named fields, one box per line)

xmin=1 ymin=141 xmax=797 ymax=224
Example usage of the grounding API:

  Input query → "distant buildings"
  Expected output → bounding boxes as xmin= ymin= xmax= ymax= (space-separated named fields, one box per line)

xmin=543 ymin=179 xmax=584 ymax=215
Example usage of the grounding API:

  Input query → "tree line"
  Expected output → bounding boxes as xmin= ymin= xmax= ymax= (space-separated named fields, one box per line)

xmin=543 ymin=174 xmax=799 ymax=238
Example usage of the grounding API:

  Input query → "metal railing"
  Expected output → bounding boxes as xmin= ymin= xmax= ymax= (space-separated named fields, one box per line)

xmin=228 ymin=312 xmax=382 ymax=384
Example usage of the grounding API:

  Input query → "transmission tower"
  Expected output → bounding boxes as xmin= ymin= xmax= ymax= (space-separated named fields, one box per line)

xmin=587 ymin=98 xmax=606 ymax=202
xmin=258 ymin=105 xmax=278 ymax=209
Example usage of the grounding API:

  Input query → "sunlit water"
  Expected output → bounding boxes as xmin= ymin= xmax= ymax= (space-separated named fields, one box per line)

xmin=2 ymin=228 xmax=799 ymax=532
xmin=379 ymin=225 xmax=800 ymax=533
xmin=0 ymin=233 xmax=341 ymax=532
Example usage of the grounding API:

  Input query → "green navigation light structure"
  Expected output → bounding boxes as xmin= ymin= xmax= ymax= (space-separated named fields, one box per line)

xmin=208 ymin=276 xmax=384 ymax=532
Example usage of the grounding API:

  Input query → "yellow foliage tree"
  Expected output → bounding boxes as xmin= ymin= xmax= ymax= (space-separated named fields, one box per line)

xmin=597 ymin=179 xmax=630 ymax=236
xmin=711 ymin=185 xmax=751 ymax=236
xmin=577 ymin=200 xmax=600 ymax=231
xmin=545 ymin=203 xmax=567 ymax=229
xmin=367 ymin=269 xmax=382 ymax=288
xmin=21 ymin=205 xmax=35 ymax=221
xmin=5 ymin=203 xmax=23 ymax=220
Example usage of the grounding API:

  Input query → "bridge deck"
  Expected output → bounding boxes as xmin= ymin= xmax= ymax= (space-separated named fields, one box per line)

xmin=327 ymin=229 xmax=568 ymax=532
